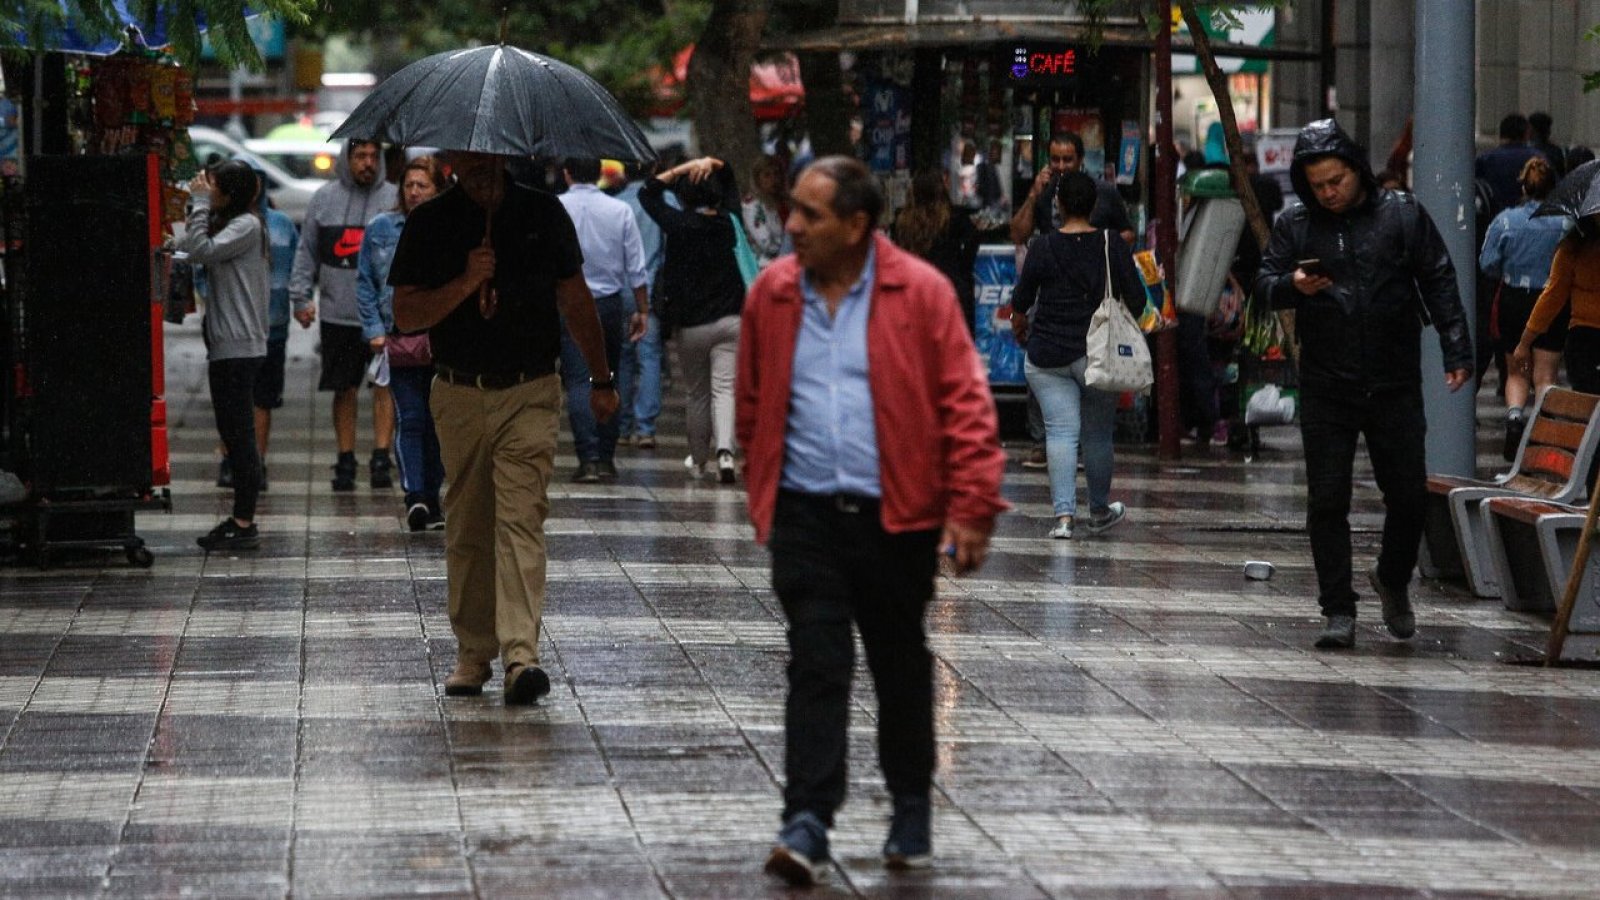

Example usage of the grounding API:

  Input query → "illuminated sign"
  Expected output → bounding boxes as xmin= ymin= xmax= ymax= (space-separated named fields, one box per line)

xmin=1011 ymin=46 xmax=1080 ymax=80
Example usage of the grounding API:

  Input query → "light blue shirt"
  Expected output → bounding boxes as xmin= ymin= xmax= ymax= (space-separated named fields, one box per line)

xmin=781 ymin=245 xmax=880 ymax=497
xmin=559 ymin=183 xmax=648 ymax=298
xmin=617 ymin=181 xmax=664 ymax=296
xmin=1480 ymin=200 xmax=1571 ymax=290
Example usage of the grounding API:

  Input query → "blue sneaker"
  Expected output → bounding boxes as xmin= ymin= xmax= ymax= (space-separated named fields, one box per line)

xmin=764 ymin=811 xmax=829 ymax=887
xmin=882 ymin=796 xmax=932 ymax=870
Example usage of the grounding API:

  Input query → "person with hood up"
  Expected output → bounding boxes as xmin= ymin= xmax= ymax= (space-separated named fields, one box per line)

xmin=289 ymin=138 xmax=399 ymax=492
xmin=1255 ymin=119 xmax=1472 ymax=651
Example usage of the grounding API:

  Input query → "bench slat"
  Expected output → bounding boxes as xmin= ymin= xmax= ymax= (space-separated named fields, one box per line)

xmin=1485 ymin=496 xmax=1581 ymax=524
xmin=1501 ymin=473 xmax=1569 ymax=498
xmin=1527 ymin=416 xmax=1590 ymax=452
xmin=1520 ymin=446 xmax=1578 ymax=483
xmin=1537 ymin=387 xmax=1600 ymax=422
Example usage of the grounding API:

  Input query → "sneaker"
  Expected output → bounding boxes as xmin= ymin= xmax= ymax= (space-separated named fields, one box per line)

xmin=1503 ymin=413 xmax=1526 ymax=463
xmin=1367 ymin=565 xmax=1416 ymax=640
xmin=331 ymin=453 xmax=357 ymax=492
xmin=503 ymin=663 xmax=551 ymax=706
xmin=883 ymin=796 xmax=932 ymax=871
xmin=684 ymin=454 xmax=708 ymax=480
xmin=1021 ymin=445 xmax=1049 ymax=469
xmin=1048 ymin=517 xmax=1074 ymax=540
xmin=196 ymin=518 xmax=259 ymax=552
xmin=425 ymin=504 xmax=446 ymax=531
xmin=717 ymin=449 xmax=736 ymax=484
xmin=765 ymin=811 xmax=829 ymax=887
xmin=1083 ymin=501 xmax=1126 ymax=535
xmin=443 ymin=660 xmax=492 ymax=697
xmin=1314 ymin=614 xmax=1357 ymax=649
xmin=596 ymin=459 xmax=619 ymax=481
xmin=573 ymin=461 xmax=602 ymax=484
xmin=370 ymin=450 xmax=394 ymax=489
xmin=216 ymin=457 xmax=233 ymax=489
xmin=406 ymin=502 xmax=431 ymax=533
xmin=1210 ymin=420 xmax=1230 ymax=447
xmin=635 ymin=434 xmax=656 ymax=450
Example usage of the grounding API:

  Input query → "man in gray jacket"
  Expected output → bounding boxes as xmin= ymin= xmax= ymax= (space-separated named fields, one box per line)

xmin=290 ymin=139 xmax=399 ymax=491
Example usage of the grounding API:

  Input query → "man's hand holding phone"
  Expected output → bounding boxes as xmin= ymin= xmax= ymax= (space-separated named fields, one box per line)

xmin=1293 ymin=258 xmax=1334 ymax=295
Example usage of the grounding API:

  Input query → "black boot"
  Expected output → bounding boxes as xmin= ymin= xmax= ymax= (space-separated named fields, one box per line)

xmin=331 ymin=452 xmax=357 ymax=492
xmin=370 ymin=449 xmax=394 ymax=489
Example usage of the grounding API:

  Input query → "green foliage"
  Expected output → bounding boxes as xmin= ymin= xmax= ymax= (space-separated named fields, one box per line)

xmin=1585 ymin=24 xmax=1600 ymax=93
xmin=3 ymin=0 xmax=312 ymax=69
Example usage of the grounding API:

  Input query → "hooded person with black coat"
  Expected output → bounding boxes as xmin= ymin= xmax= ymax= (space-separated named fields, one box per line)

xmin=1255 ymin=118 xmax=1473 ymax=651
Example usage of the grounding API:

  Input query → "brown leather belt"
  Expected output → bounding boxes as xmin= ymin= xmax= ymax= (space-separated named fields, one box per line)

xmin=435 ymin=363 xmax=550 ymax=390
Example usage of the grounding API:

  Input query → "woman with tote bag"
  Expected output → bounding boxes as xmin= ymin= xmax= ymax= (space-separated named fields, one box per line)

xmin=1010 ymin=170 xmax=1148 ymax=539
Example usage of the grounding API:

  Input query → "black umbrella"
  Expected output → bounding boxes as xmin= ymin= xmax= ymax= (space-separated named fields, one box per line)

xmin=330 ymin=44 xmax=655 ymax=162
xmin=1535 ymin=158 xmax=1600 ymax=219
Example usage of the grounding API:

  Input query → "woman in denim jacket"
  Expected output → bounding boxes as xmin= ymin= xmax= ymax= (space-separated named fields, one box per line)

xmin=357 ymin=155 xmax=449 ymax=531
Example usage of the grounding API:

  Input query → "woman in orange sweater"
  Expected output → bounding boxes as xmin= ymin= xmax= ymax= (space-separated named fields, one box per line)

xmin=1512 ymin=217 xmax=1600 ymax=393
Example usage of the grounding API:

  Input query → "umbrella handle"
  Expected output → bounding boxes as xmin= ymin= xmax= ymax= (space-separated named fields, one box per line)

xmin=478 ymin=214 xmax=496 ymax=318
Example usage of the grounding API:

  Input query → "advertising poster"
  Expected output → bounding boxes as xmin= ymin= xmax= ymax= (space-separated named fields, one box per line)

xmin=975 ymin=245 xmax=1025 ymax=387
xmin=1116 ymin=120 xmax=1141 ymax=186
xmin=863 ymin=79 xmax=911 ymax=173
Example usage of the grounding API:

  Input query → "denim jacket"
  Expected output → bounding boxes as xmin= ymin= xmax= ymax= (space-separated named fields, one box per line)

xmin=356 ymin=211 xmax=405 ymax=341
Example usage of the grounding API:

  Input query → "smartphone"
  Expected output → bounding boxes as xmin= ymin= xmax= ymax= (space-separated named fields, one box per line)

xmin=1297 ymin=258 xmax=1333 ymax=279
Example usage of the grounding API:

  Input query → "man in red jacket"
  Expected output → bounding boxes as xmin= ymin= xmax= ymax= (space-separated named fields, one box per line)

xmin=737 ymin=156 xmax=1007 ymax=887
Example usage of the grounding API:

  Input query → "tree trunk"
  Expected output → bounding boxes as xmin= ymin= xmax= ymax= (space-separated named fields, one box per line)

xmin=1179 ymin=1 xmax=1270 ymax=251
xmin=685 ymin=0 xmax=769 ymax=194
xmin=798 ymin=51 xmax=851 ymax=158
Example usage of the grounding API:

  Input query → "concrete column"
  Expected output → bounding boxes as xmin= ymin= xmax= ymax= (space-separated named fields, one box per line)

xmin=1413 ymin=0 xmax=1478 ymax=477
xmin=1367 ymin=0 xmax=1413 ymax=171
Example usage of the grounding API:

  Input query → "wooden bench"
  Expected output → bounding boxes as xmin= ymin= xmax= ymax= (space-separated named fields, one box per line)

xmin=1420 ymin=386 xmax=1600 ymax=597
xmin=1480 ymin=497 xmax=1600 ymax=631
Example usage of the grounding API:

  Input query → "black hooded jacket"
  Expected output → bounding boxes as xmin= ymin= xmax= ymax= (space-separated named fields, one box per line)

xmin=1254 ymin=119 xmax=1472 ymax=396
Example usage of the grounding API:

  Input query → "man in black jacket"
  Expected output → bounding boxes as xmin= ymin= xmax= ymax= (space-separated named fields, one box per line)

xmin=1255 ymin=119 xmax=1473 ymax=650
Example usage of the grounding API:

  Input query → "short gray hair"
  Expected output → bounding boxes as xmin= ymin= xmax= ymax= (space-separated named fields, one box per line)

xmin=802 ymin=155 xmax=883 ymax=228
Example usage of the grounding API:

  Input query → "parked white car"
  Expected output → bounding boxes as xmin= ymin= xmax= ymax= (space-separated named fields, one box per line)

xmin=244 ymin=138 xmax=339 ymax=182
xmin=186 ymin=126 xmax=321 ymax=225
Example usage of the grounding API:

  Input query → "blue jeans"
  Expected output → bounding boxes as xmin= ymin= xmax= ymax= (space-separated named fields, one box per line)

xmin=391 ymin=365 xmax=444 ymax=507
xmin=1025 ymin=357 xmax=1117 ymax=518
xmin=620 ymin=311 xmax=663 ymax=437
xmin=560 ymin=292 xmax=627 ymax=462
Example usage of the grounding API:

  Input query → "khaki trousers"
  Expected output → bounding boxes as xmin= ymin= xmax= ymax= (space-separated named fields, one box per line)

xmin=430 ymin=374 xmax=561 ymax=669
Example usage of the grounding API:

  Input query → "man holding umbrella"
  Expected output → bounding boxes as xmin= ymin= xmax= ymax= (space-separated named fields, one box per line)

xmin=333 ymin=42 xmax=659 ymax=702
xmin=390 ymin=151 xmax=618 ymax=704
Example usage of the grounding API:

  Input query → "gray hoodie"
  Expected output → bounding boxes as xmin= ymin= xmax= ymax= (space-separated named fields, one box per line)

xmin=177 ymin=195 xmax=268 ymax=361
xmin=289 ymin=139 xmax=397 ymax=326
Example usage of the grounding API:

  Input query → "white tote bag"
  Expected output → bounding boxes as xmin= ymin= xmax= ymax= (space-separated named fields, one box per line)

xmin=1083 ymin=232 xmax=1154 ymax=394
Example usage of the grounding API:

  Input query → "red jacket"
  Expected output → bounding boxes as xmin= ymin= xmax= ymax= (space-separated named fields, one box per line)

xmin=736 ymin=233 xmax=1009 ymax=544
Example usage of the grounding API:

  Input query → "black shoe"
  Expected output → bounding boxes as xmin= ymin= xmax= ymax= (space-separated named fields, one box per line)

xmin=1368 ymin=565 xmax=1416 ymax=640
xmin=425 ymin=509 xmax=446 ymax=531
xmin=596 ymin=459 xmax=619 ymax=481
xmin=370 ymin=450 xmax=394 ymax=489
xmin=1314 ymin=615 xmax=1356 ymax=649
xmin=1503 ymin=414 xmax=1526 ymax=463
xmin=717 ymin=449 xmax=736 ymax=484
xmin=216 ymin=457 xmax=233 ymax=489
xmin=197 ymin=518 xmax=259 ymax=552
xmin=406 ymin=502 xmax=430 ymax=533
xmin=503 ymin=663 xmax=551 ymax=705
xmin=883 ymin=795 xmax=932 ymax=870
xmin=765 ymin=811 xmax=829 ymax=887
xmin=331 ymin=453 xmax=357 ymax=492
xmin=573 ymin=461 xmax=602 ymax=484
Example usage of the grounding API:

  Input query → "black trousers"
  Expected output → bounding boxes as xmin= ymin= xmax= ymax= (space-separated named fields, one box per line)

xmin=769 ymin=490 xmax=940 ymax=827
xmin=209 ymin=357 xmax=263 ymax=522
xmin=1566 ymin=326 xmax=1600 ymax=394
xmin=1299 ymin=386 xmax=1427 ymax=617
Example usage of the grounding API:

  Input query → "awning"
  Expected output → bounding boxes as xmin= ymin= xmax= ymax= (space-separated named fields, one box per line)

xmin=766 ymin=19 xmax=1317 ymax=64
xmin=649 ymin=45 xmax=805 ymax=121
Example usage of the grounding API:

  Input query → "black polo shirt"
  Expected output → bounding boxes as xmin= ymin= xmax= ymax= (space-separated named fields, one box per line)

xmin=388 ymin=178 xmax=583 ymax=376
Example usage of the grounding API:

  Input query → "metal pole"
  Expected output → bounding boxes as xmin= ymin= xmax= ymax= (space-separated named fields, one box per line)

xmin=1153 ymin=0 xmax=1181 ymax=460
xmin=1412 ymin=0 xmax=1476 ymax=476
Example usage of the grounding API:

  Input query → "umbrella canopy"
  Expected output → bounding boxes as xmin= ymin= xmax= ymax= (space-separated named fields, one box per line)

xmin=331 ymin=44 xmax=655 ymax=162
xmin=1535 ymin=158 xmax=1600 ymax=220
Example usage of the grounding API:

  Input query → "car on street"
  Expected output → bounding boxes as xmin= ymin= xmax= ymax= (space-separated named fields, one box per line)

xmin=186 ymin=125 xmax=321 ymax=225
xmin=244 ymin=138 xmax=339 ymax=182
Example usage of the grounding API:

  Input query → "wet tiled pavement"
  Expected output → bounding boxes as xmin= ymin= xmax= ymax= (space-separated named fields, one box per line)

xmin=5 ymin=321 xmax=1600 ymax=897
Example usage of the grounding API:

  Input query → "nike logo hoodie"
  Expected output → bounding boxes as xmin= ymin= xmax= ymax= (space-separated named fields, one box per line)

xmin=288 ymin=138 xmax=397 ymax=326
